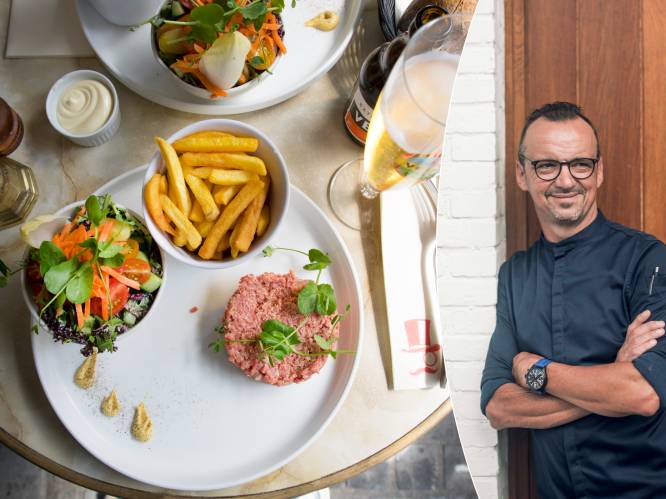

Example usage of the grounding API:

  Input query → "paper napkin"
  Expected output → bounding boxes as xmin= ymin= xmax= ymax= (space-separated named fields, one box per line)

xmin=6 ymin=0 xmax=94 ymax=58
xmin=380 ymin=185 xmax=444 ymax=390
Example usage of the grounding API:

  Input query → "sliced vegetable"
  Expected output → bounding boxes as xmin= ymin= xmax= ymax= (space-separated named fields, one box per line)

xmin=91 ymin=278 xmax=129 ymax=317
xmin=199 ymin=31 xmax=252 ymax=90
xmin=121 ymin=258 xmax=152 ymax=285
xmin=101 ymin=266 xmax=141 ymax=290
xmin=140 ymin=273 xmax=163 ymax=293
xmin=121 ymin=239 xmax=140 ymax=260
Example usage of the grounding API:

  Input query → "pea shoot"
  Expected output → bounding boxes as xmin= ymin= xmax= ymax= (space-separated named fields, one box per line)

xmin=209 ymin=246 xmax=354 ymax=365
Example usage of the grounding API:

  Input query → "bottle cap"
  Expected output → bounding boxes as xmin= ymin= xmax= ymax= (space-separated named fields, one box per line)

xmin=0 ymin=98 xmax=24 ymax=156
xmin=408 ymin=6 xmax=448 ymax=36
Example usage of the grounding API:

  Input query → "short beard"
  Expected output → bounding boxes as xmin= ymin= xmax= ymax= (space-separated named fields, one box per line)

xmin=550 ymin=208 xmax=585 ymax=226
xmin=545 ymin=186 xmax=586 ymax=226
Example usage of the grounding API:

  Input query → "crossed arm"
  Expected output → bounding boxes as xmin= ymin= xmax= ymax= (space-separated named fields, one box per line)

xmin=484 ymin=310 xmax=664 ymax=430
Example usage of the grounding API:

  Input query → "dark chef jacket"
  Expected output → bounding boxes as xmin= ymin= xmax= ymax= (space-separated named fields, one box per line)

xmin=480 ymin=211 xmax=666 ymax=499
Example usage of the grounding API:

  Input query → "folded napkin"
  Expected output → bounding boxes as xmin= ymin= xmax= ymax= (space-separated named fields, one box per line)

xmin=6 ymin=0 xmax=94 ymax=58
xmin=381 ymin=184 xmax=444 ymax=390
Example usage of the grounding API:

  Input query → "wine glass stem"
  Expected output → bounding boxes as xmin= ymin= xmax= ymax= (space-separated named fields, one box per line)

xmin=360 ymin=181 xmax=380 ymax=200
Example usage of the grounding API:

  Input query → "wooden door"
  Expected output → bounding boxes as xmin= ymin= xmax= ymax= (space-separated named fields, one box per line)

xmin=504 ymin=0 xmax=666 ymax=497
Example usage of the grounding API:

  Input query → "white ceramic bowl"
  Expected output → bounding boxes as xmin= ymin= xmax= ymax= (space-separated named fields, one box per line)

xmin=150 ymin=16 xmax=280 ymax=101
xmin=143 ymin=119 xmax=290 ymax=269
xmin=21 ymin=202 xmax=167 ymax=342
xmin=87 ymin=0 xmax=163 ymax=26
xmin=46 ymin=70 xmax=121 ymax=147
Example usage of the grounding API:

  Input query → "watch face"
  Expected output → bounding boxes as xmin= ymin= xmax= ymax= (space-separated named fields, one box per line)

xmin=526 ymin=366 xmax=545 ymax=391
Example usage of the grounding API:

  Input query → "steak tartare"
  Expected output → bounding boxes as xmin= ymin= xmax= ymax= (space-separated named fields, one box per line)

xmin=223 ymin=272 xmax=340 ymax=385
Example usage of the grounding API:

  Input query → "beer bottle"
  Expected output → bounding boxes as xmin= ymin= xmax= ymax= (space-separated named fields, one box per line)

xmin=343 ymin=5 xmax=447 ymax=146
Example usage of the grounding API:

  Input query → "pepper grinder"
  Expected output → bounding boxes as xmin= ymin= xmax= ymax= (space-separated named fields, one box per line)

xmin=0 ymin=97 xmax=38 ymax=229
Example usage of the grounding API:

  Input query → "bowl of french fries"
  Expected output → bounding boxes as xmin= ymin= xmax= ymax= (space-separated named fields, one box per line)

xmin=143 ymin=119 xmax=290 ymax=268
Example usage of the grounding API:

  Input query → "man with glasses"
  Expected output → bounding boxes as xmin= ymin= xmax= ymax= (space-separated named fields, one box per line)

xmin=480 ymin=101 xmax=666 ymax=498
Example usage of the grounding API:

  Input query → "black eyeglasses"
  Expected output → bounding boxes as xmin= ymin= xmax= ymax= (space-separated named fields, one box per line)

xmin=519 ymin=155 xmax=599 ymax=181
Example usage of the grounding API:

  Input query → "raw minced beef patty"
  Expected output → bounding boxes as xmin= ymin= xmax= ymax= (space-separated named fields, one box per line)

xmin=223 ymin=271 xmax=339 ymax=385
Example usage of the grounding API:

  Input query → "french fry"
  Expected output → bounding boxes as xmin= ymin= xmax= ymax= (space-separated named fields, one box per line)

xmin=173 ymin=231 xmax=187 ymax=247
xmin=233 ymin=176 xmax=271 ymax=252
xmin=190 ymin=167 xmax=212 ymax=179
xmin=195 ymin=220 xmax=215 ymax=238
xmin=156 ymin=137 xmax=191 ymax=216
xmin=185 ymin=174 xmax=220 ymax=221
xmin=216 ymin=232 xmax=231 ymax=253
xmin=186 ymin=239 xmax=201 ymax=252
xmin=209 ymin=169 xmax=258 ymax=186
xmin=159 ymin=175 xmax=168 ymax=194
xmin=181 ymin=131 xmax=232 ymax=141
xmin=180 ymin=152 xmax=267 ymax=176
xmin=160 ymin=195 xmax=202 ymax=249
xmin=229 ymin=223 xmax=242 ymax=258
xmin=198 ymin=179 xmax=264 ymax=259
xmin=256 ymin=204 xmax=270 ymax=237
xmin=189 ymin=200 xmax=205 ymax=223
xmin=172 ymin=136 xmax=259 ymax=154
xmin=144 ymin=174 xmax=176 ymax=235
xmin=214 ymin=184 xmax=242 ymax=205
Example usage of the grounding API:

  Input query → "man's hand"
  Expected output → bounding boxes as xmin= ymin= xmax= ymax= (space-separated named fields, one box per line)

xmin=616 ymin=310 xmax=665 ymax=362
xmin=512 ymin=352 xmax=542 ymax=389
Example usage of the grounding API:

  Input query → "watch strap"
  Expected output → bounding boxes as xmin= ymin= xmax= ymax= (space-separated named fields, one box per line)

xmin=534 ymin=358 xmax=552 ymax=369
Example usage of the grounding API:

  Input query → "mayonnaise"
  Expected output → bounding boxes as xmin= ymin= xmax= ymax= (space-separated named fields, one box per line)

xmin=57 ymin=80 xmax=112 ymax=135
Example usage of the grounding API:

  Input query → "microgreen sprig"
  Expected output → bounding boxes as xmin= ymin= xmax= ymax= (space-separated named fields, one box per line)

xmin=210 ymin=246 xmax=353 ymax=365
xmin=0 ymin=258 xmax=25 ymax=288
xmin=161 ymin=0 xmax=287 ymax=44
xmin=262 ymin=246 xmax=335 ymax=315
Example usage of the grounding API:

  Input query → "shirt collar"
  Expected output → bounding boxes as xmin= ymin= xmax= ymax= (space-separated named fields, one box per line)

xmin=540 ymin=210 xmax=608 ymax=252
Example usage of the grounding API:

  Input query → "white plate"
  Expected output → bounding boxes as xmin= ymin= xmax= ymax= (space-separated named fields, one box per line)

xmin=76 ymin=0 xmax=362 ymax=115
xmin=31 ymin=165 xmax=363 ymax=491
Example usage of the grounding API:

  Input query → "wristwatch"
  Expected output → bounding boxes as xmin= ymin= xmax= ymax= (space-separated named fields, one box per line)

xmin=525 ymin=358 xmax=552 ymax=394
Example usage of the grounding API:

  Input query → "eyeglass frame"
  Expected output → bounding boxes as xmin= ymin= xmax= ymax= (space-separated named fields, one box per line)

xmin=518 ymin=154 xmax=600 ymax=181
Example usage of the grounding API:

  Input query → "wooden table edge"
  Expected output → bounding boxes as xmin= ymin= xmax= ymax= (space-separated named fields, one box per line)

xmin=0 ymin=399 xmax=451 ymax=498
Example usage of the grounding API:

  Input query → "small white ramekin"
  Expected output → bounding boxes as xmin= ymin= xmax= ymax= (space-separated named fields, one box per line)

xmin=46 ymin=70 xmax=121 ymax=147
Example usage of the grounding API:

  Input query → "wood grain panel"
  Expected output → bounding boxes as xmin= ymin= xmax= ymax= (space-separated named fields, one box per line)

xmin=505 ymin=1 xmax=536 ymax=497
xmin=643 ymin=0 xmax=666 ymax=239
xmin=505 ymin=0 xmax=528 ymax=255
xmin=578 ymin=0 xmax=642 ymax=230
xmin=524 ymin=0 xmax=578 ymax=244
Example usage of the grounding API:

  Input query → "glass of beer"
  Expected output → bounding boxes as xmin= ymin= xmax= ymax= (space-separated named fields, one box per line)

xmin=328 ymin=13 xmax=469 ymax=229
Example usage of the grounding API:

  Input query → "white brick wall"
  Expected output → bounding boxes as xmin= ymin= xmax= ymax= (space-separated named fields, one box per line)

xmin=437 ymin=0 xmax=505 ymax=497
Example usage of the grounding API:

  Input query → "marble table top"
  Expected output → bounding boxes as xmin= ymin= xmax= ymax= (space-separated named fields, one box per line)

xmin=0 ymin=2 xmax=449 ymax=496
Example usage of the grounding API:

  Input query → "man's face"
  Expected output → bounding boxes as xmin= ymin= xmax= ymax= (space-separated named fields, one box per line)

xmin=516 ymin=117 xmax=604 ymax=227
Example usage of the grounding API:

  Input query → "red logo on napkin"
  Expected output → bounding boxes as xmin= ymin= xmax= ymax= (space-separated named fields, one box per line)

xmin=402 ymin=319 xmax=441 ymax=375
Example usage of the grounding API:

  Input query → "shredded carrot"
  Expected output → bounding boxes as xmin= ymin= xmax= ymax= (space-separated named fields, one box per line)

xmin=272 ymin=30 xmax=286 ymax=54
xmin=101 ymin=272 xmax=110 ymax=320
xmin=75 ymin=303 xmax=84 ymax=329
xmin=100 ymin=266 xmax=141 ymax=290
xmin=193 ymin=43 xmax=205 ymax=54
xmin=98 ymin=221 xmax=113 ymax=242
xmin=192 ymin=69 xmax=228 ymax=98
xmin=84 ymin=298 xmax=91 ymax=318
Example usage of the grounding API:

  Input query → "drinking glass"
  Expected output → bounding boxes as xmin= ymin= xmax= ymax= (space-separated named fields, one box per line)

xmin=0 ymin=157 xmax=39 ymax=229
xmin=328 ymin=13 xmax=470 ymax=230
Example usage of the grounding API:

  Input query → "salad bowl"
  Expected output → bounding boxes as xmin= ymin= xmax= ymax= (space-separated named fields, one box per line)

xmin=21 ymin=200 xmax=167 ymax=356
xmin=150 ymin=0 xmax=286 ymax=100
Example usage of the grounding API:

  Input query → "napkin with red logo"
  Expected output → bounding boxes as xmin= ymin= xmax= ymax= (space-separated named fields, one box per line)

xmin=380 ymin=185 xmax=444 ymax=390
